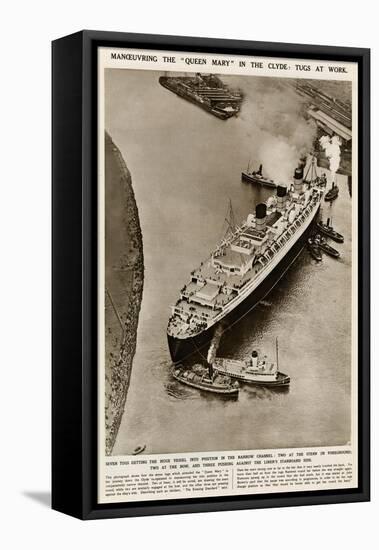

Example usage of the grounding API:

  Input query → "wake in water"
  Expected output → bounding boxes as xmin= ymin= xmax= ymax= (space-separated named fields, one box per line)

xmin=165 ymin=382 xmax=199 ymax=400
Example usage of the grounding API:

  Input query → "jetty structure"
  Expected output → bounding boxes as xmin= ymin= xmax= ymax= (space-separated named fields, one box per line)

xmin=288 ymin=81 xmax=352 ymax=176
xmin=159 ymin=73 xmax=243 ymax=119
xmin=289 ymin=81 xmax=352 ymax=142
xmin=167 ymin=157 xmax=325 ymax=362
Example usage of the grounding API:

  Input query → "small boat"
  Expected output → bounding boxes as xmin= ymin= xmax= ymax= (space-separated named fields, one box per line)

xmin=325 ymin=182 xmax=339 ymax=202
xmin=172 ymin=363 xmax=239 ymax=396
xmin=317 ymin=236 xmax=340 ymax=258
xmin=307 ymin=237 xmax=322 ymax=261
xmin=241 ymin=163 xmax=277 ymax=188
xmin=213 ymin=339 xmax=290 ymax=387
xmin=132 ymin=444 xmax=146 ymax=455
xmin=316 ymin=218 xmax=344 ymax=243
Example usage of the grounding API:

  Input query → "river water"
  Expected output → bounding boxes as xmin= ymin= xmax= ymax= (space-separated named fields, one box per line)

xmin=105 ymin=70 xmax=352 ymax=455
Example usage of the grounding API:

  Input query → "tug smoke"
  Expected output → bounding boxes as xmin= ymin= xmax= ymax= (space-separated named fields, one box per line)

xmin=207 ymin=324 xmax=224 ymax=364
xmin=227 ymin=76 xmax=317 ymax=184
xmin=319 ymin=135 xmax=341 ymax=181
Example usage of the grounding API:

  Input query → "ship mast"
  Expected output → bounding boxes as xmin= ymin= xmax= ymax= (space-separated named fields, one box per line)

xmin=276 ymin=337 xmax=279 ymax=372
xmin=304 ymin=154 xmax=318 ymax=185
xmin=223 ymin=199 xmax=236 ymax=240
xmin=227 ymin=198 xmax=236 ymax=230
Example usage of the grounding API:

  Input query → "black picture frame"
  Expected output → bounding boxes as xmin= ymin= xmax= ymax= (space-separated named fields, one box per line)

xmin=52 ymin=30 xmax=370 ymax=520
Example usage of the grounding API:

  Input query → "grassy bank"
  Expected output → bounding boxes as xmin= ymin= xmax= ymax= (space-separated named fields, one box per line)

xmin=104 ymin=132 xmax=144 ymax=455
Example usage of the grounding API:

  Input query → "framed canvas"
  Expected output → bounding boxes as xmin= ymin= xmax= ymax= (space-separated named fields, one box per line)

xmin=52 ymin=30 xmax=370 ymax=519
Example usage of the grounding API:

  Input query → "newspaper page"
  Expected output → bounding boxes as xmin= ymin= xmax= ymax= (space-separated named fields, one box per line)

xmin=97 ymin=46 xmax=358 ymax=504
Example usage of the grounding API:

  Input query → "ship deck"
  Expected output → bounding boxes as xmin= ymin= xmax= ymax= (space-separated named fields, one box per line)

xmin=168 ymin=182 xmax=323 ymax=338
xmin=193 ymin=259 xmax=253 ymax=290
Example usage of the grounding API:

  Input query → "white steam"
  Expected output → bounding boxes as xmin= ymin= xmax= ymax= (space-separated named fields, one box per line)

xmin=319 ymin=135 xmax=341 ymax=181
xmin=228 ymin=77 xmax=317 ymax=184
xmin=207 ymin=324 xmax=224 ymax=364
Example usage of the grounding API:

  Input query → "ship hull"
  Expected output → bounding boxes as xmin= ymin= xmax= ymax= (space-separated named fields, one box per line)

xmin=159 ymin=78 xmax=237 ymax=120
xmin=213 ymin=368 xmax=290 ymax=387
xmin=168 ymin=215 xmax=317 ymax=363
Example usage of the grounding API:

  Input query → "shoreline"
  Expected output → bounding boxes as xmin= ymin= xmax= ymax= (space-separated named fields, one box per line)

xmin=104 ymin=132 xmax=144 ymax=455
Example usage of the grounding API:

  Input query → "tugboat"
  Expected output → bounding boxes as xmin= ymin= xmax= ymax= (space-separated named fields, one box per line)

xmin=325 ymin=181 xmax=339 ymax=202
xmin=213 ymin=340 xmax=290 ymax=387
xmin=241 ymin=163 xmax=277 ymax=188
xmin=307 ymin=236 xmax=322 ymax=261
xmin=316 ymin=218 xmax=344 ymax=243
xmin=317 ymin=235 xmax=340 ymax=258
xmin=172 ymin=363 xmax=239 ymax=396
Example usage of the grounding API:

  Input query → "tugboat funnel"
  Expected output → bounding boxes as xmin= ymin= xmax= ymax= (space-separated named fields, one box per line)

xmin=251 ymin=350 xmax=258 ymax=369
xmin=208 ymin=362 xmax=214 ymax=380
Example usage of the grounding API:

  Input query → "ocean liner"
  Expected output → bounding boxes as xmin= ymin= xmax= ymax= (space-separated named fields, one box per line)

xmin=167 ymin=158 xmax=324 ymax=363
xmin=159 ymin=73 xmax=243 ymax=119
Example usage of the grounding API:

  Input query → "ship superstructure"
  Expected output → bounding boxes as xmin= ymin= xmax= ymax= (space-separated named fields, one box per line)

xmin=159 ymin=73 xmax=243 ymax=119
xmin=167 ymin=160 xmax=324 ymax=362
xmin=214 ymin=345 xmax=290 ymax=387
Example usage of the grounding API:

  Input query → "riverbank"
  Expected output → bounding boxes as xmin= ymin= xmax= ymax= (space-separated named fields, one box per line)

xmin=104 ymin=132 xmax=144 ymax=455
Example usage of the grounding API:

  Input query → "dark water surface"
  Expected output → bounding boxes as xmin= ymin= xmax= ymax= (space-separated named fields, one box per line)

xmin=105 ymin=70 xmax=352 ymax=455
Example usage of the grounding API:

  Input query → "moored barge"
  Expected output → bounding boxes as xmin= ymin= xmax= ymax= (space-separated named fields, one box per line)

xmin=159 ymin=74 xmax=243 ymax=120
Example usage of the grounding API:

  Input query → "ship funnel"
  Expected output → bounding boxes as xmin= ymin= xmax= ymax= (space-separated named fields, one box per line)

xmin=293 ymin=166 xmax=304 ymax=194
xmin=276 ymin=185 xmax=287 ymax=211
xmin=208 ymin=362 xmax=214 ymax=380
xmin=251 ymin=350 xmax=258 ymax=369
xmin=258 ymin=164 xmax=263 ymax=176
xmin=255 ymin=203 xmax=267 ymax=230
xmin=348 ymin=175 xmax=352 ymax=196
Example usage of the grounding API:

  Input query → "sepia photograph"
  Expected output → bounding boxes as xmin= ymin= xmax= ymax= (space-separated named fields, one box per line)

xmin=101 ymin=63 xmax=355 ymax=459
xmin=51 ymin=29 xmax=369 ymax=520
